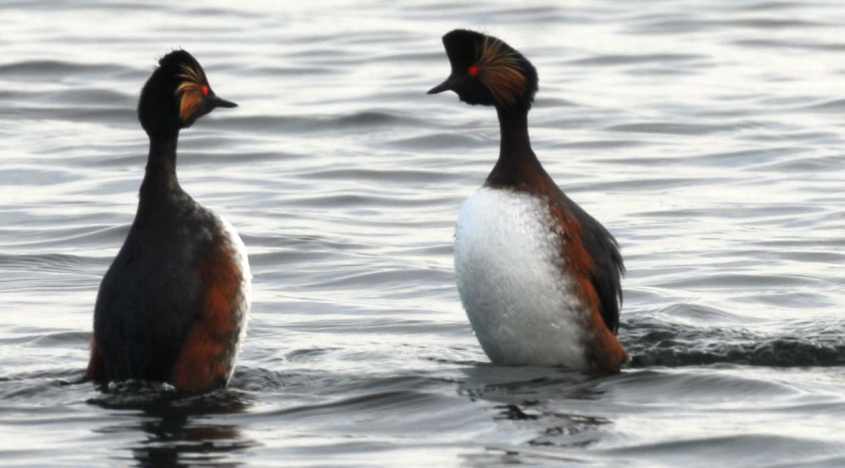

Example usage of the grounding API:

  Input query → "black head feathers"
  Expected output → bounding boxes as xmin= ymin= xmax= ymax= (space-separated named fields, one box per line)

xmin=428 ymin=29 xmax=538 ymax=110
xmin=137 ymin=49 xmax=236 ymax=138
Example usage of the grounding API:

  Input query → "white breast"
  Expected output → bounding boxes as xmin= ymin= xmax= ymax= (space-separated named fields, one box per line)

xmin=454 ymin=187 xmax=589 ymax=368
xmin=217 ymin=215 xmax=252 ymax=381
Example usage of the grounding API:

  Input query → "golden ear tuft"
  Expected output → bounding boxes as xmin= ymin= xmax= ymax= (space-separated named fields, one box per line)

xmin=178 ymin=85 xmax=203 ymax=123
xmin=177 ymin=63 xmax=206 ymax=85
xmin=175 ymin=64 xmax=207 ymax=123
xmin=476 ymin=36 xmax=527 ymax=106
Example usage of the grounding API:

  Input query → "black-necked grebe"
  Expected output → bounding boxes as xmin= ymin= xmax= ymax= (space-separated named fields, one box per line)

xmin=429 ymin=30 xmax=626 ymax=373
xmin=86 ymin=50 xmax=250 ymax=392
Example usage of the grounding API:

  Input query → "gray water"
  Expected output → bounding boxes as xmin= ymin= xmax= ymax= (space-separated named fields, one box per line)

xmin=1 ymin=1 xmax=844 ymax=466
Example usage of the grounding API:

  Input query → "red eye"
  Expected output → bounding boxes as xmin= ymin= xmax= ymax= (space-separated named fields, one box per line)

xmin=201 ymin=85 xmax=209 ymax=96
xmin=468 ymin=65 xmax=479 ymax=77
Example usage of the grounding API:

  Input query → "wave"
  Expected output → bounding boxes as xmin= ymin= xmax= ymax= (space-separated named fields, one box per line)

xmin=0 ymin=60 xmax=131 ymax=79
xmin=623 ymin=313 xmax=845 ymax=367
xmin=219 ymin=110 xmax=424 ymax=134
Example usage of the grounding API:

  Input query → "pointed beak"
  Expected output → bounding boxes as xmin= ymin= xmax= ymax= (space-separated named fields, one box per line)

xmin=209 ymin=94 xmax=238 ymax=109
xmin=427 ymin=75 xmax=458 ymax=95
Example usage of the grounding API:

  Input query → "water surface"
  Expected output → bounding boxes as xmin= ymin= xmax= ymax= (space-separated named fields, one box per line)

xmin=1 ymin=1 xmax=844 ymax=466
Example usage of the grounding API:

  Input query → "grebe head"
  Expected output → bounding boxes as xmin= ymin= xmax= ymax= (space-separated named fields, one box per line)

xmin=138 ymin=49 xmax=236 ymax=138
xmin=428 ymin=29 xmax=538 ymax=111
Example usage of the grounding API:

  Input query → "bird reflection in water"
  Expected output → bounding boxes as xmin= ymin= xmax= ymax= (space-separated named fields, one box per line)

xmin=132 ymin=411 xmax=254 ymax=468
xmin=456 ymin=364 xmax=614 ymax=460
xmin=90 ymin=384 xmax=256 ymax=467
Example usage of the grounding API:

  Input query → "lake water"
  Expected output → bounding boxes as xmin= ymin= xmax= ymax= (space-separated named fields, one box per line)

xmin=1 ymin=1 xmax=844 ymax=466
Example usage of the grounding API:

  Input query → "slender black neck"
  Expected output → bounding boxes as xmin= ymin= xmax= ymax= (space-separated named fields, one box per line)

xmin=139 ymin=133 xmax=181 ymax=205
xmin=497 ymin=105 xmax=533 ymax=158
xmin=486 ymin=105 xmax=542 ymax=188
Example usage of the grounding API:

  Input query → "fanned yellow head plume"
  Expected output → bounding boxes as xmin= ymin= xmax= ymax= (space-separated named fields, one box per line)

xmin=475 ymin=36 xmax=528 ymax=106
xmin=175 ymin=64 xmax=208 ymax=124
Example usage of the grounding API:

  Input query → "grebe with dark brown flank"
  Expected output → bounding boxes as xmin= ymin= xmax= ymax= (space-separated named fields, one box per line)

xmin=86 ymin=50 xmax=251 ymax=393
xmin=429 ymin=30 xmax=627 ymax=373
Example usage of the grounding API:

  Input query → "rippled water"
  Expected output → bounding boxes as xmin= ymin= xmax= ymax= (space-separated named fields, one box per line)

xmin=1 ymin=1 xmax=844 ymax=466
